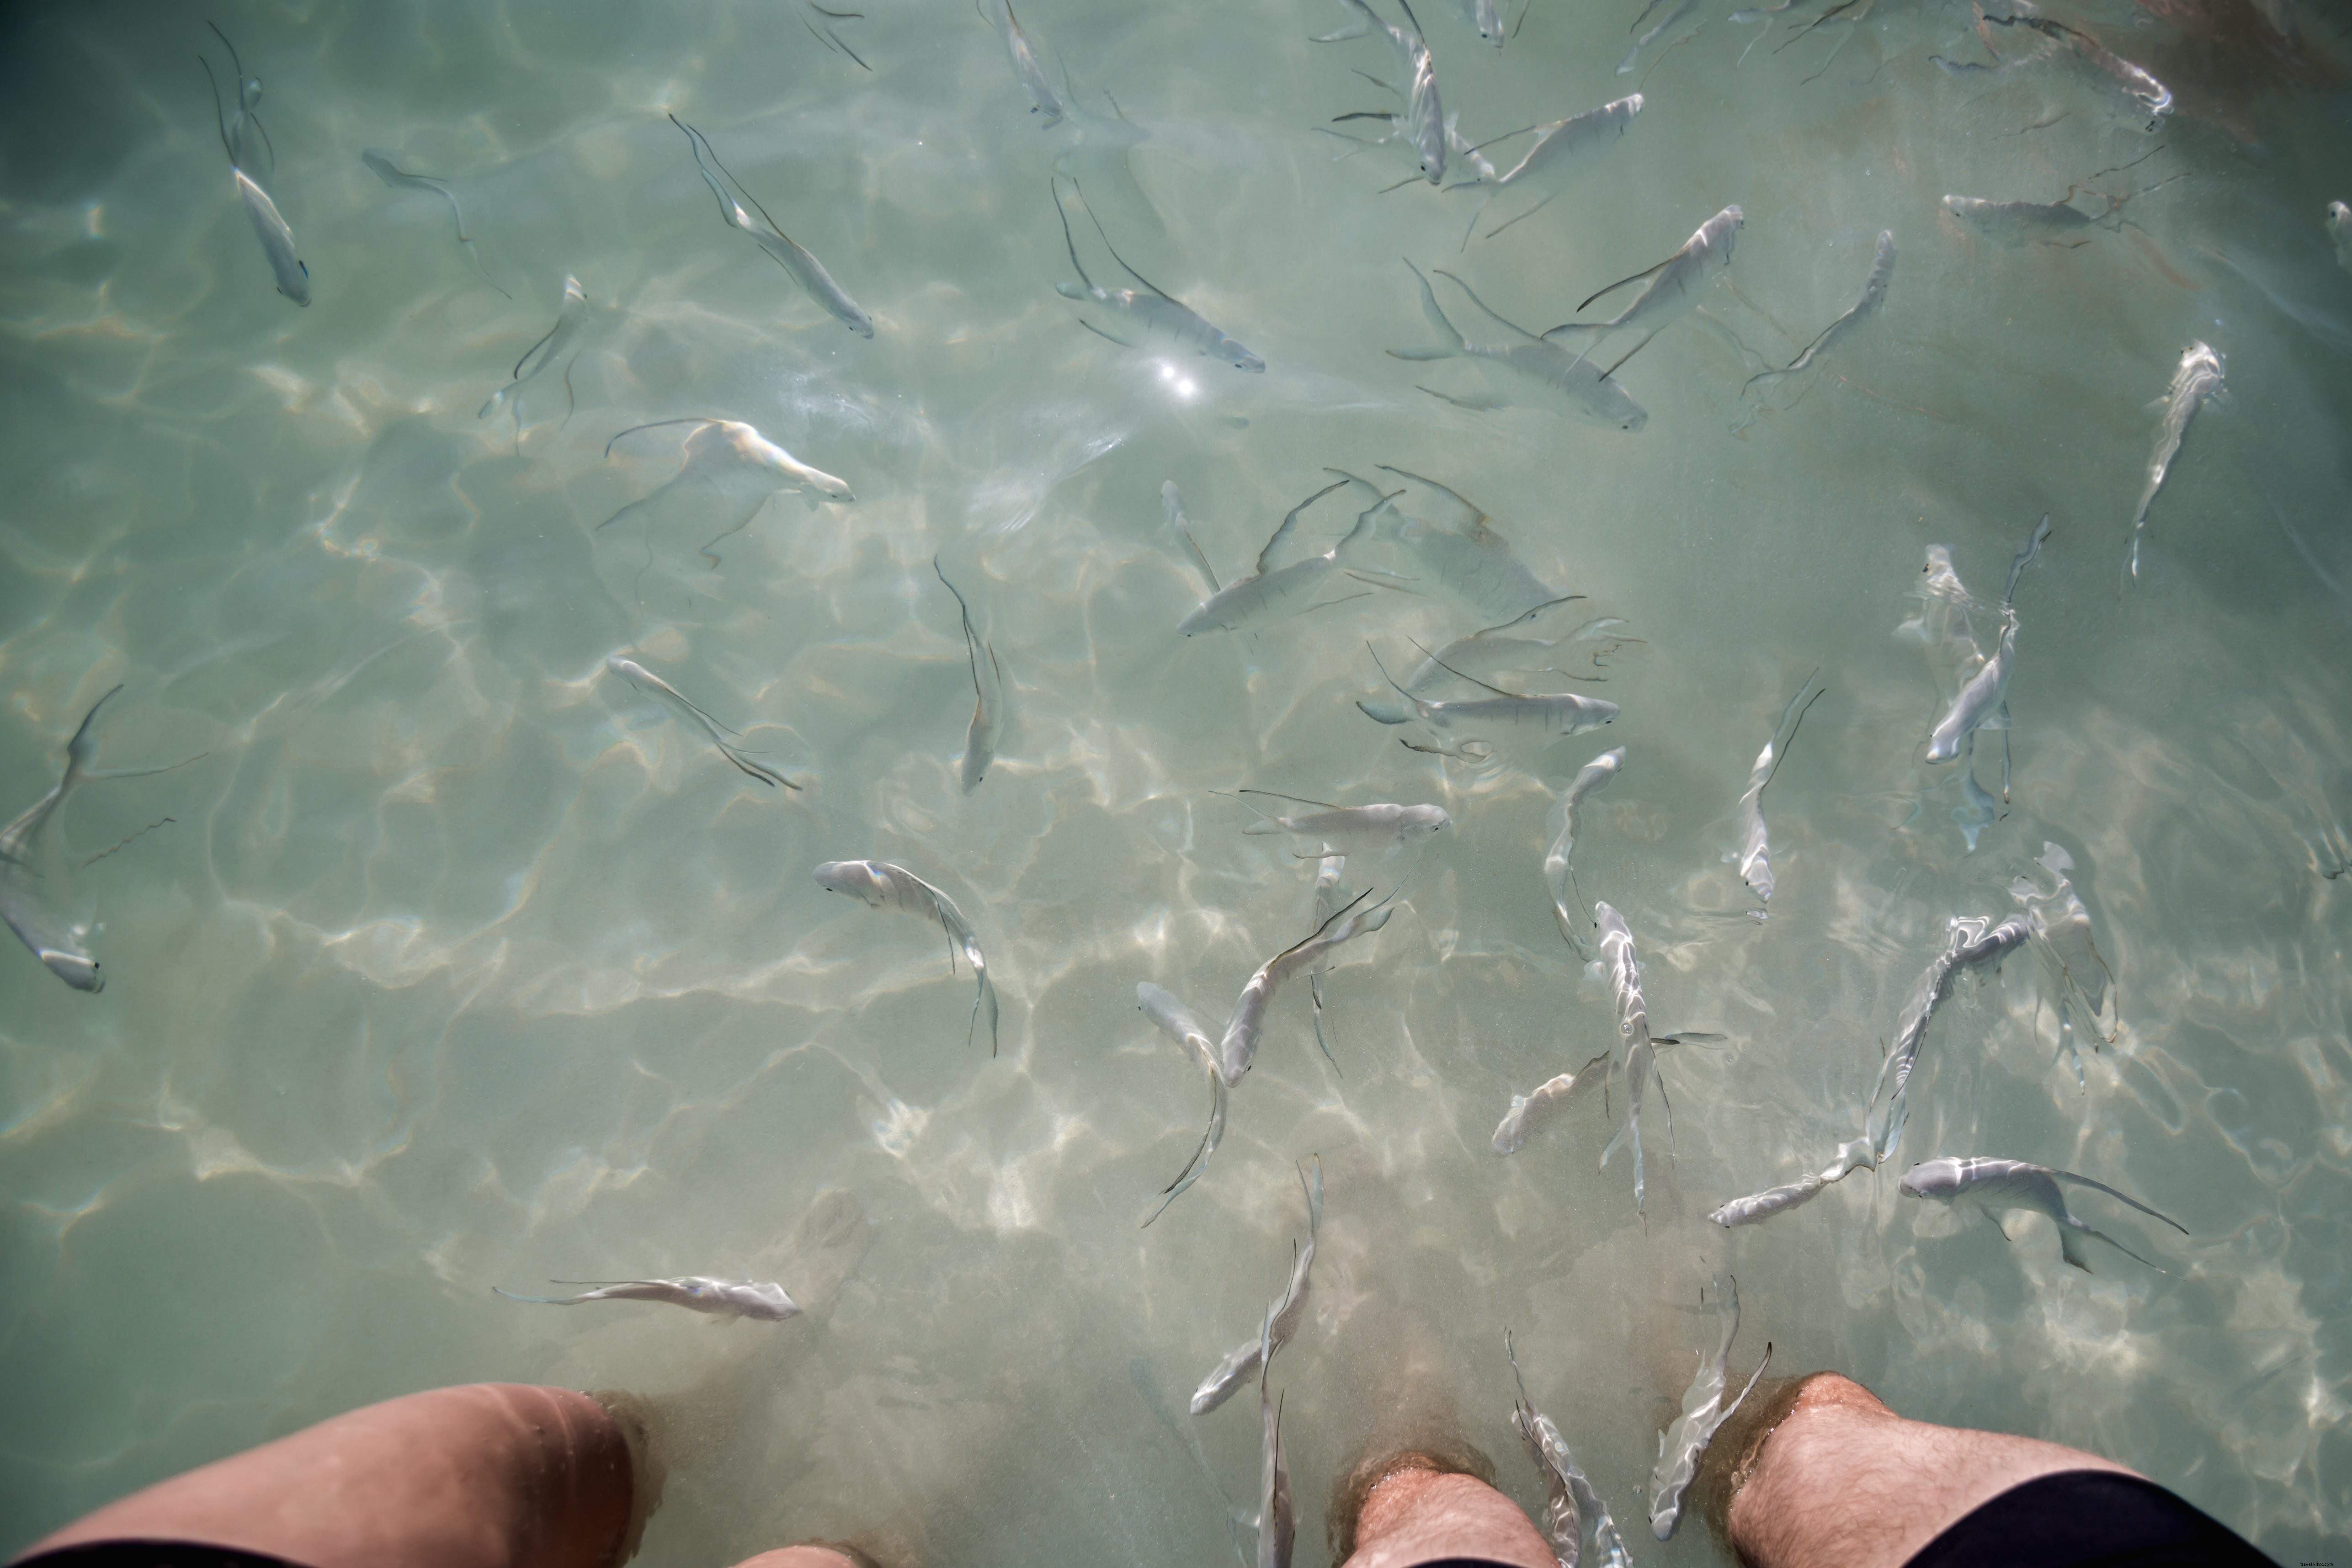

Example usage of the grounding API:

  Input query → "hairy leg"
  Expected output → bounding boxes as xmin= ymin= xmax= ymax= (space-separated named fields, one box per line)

xmin=14 ymin=1384 xmax=646 ymax=1568
xmin=1336 ymin=1455 xmax=1554 ymax=1568
xmin=1717 ymin=1372 xmax=2137 ymax=1568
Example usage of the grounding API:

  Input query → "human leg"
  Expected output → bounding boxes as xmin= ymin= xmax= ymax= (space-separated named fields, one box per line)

xmin=1329 ymin=1447 xmax=1554 ymax=1568
xmin=11 ymin=1384 xmax=645 ymax=1568
xmin=1709 ymin=1371 xmax=2269 ymax=1568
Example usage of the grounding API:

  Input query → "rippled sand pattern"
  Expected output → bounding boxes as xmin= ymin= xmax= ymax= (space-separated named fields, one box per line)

xmin=3 ymin=1 xmax=2350 ymax=1562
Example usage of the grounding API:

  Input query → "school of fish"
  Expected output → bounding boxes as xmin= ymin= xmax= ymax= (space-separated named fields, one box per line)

xmin=10 ymin=1 xmax=2341 ymax=1562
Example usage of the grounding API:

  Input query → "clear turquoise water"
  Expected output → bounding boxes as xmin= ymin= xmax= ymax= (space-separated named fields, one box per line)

xmin=2 ymin=0 xmax=2349 ymax=1562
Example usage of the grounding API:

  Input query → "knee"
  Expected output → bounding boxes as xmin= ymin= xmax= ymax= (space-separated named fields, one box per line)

xmin=1340 ymin=1467 xmax=1555 ymax=1568
xmin=15 ymin=1383 xmax=642 ymax=1568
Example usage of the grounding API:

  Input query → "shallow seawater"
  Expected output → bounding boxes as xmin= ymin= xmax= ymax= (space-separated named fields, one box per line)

xmin=3 ymin=0 xmax=2351 ymax=1561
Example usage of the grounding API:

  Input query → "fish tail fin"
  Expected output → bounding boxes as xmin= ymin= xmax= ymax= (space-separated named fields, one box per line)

xmin=1309 ymin=974 xmax=1344 ymax=1075
xmin=970 ymin=969 xmax=1000 ymax=1058
xmin=1459 ymin=191 xmax=1494 ymax=251
xmin=2075 ymin=1219 xmax=2167 ymax=1273
xmin=1309 ymin=0 xmax=1380 ymax=41
xmin=1481 ymin=188 xmax=1559 ymax=243
xmin=1400 ymin=258 xmax=1465 ymax=352
xmin=492 ymin=1286 xmax=573 ymax=1305
xmin=2052 ymin=1171 xmax=2188 ymax=1235
xmin=2057 ymin=1225 xmax=2098 ymax=1273
xmin=1599 ymin=1114 xmax=1631 ymax=1170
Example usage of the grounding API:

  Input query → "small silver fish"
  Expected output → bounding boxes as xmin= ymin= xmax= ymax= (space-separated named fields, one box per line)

xmin=480 ymin=274 xmax=587 ymax=438
xmin=230 ymin=169 xmax=309 ymax=306
xmin=2329 ymin=202 xmax=2352 ymax=273
xmin=1595 ymin=902 xmax=1668 ymax=1216
xmin=200 ymin=22 xmax=274 ymax=178
xmin=1554 ymin=205 xmax=1743 ymax=379
xmin=936 ymin=559 xmax=1006 ymax=794
xmin=1899 ymin=1155 xmax=2187 ymax=1273
xmin=799 ymin=0 xmax=872 ymax=70
xmin=1390 ymin=262 xmax=1649 ymax=432
xmin=1506 ymin=1328 xmax=1581 ymax=1566
xmin=1924 ymin=609 xmax=2014 ymax=764
xmin=1359 ymin=611 xmax=1632 ymax=725
xmin=1445 ymin=0 xmax=1509 ymax=45
xmin=1306 ymin=852 xmax=1350 ymax=1071
xmin=673 ymin=117 xmax=873 ymax=337
xmin=2010 ymin=842 xmax=2119 ymax=1086
xmin=1618 ymin=0 xmax=1698 ymax=76
xmin=1193 ymin=1158 xmax=1323 ymax=1415
xmin=1314 ymin=0 xmax=1448 ymax=185
xmin=0 ymin=872 xmax=101 ymax=994
xmin=1894 ymin=544 xmax=1982 ymax=683
xmin=1709 ymin=1137 xmax=1876 ymax=1228
xmin=2128 ymin=341 xmax=2225 ymax=583
xmin=598 ymin=417 xmax=852 ymax=563
xmin=1219 ymin=892 xmax=1395 ymax=1084
xmin=2 ymin=686 xmax=202 ymax=993
xmin=1234 ymin=791 xmax=1452 ymax=853
xmin=1366 ymin=642 xmax=1619 ymax=747
xmin=1138 ymin=981 xmax=1229 ymax=1227
xmin=1331 ymin=466 xmax=1570 ymax=628
xmin=3 ymin=688 xmax=169 ymax=860
xmin=813 ymin=859 xmax=999 ymax=1055
xmin=1492 ymin=1055 xmax=1609 ymax=1155
xmin=1179 ymin=480 xmax=1380 ymax=636
xmin=1506 ymin=1329 xmax=1636 ymax=1568
xmin=494 ymin=1276 xmax=801 ymax=1320
xmin=1649 ymin=1273 xmax=1771 ymax=1540
xmin=1743 ymin=231 xmax=1893 ymax=399
xmin=1054 ymin=176 xmax=1262 ymax=371
xmin=1732 ymin=673 xmax=1824 ymax=909
xmin=1257 ymin=1300 xmax=1294 ymax=1568
xmin=1161 ymin=481 xmax=1223 ymax=597
xmin=362 ymin=149 xmax=510 ymax=298
xmin=1451 ymin=94 xmax=1644 ymax=247
xmin=606 ymin=656 xmax=794 ymax=790
xmin=1941 ymin=192 xmax=2110 ymax=249
xmin=980 ymin=0 xmax=1065 ymax=124
xmin=1974 ymin=11 xmax=2173 ymax=130
xmin=1865 ymin=915 xmax=2030 ymax=1163
xmin=1544 ymin=747 xmax=1624 ymax=953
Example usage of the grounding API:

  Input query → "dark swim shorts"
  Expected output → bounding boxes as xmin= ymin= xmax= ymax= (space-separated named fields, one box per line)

xmin=1905 ymin=1470 xmax=2276 ymax=1568
xmin=13 ymin=1546 xmax=306 ymax=1568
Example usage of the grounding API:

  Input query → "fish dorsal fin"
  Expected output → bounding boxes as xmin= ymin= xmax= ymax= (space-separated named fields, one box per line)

xmin=1277 ymin=888 xmax=1379 ymax=965
xmin=934 ymin=556 xmax=988 ymax=696
xmin=1238 ymin=788 xmax=1346 ymax=811
xmin=1365 ymin=642 xmax=1419 ymax=705
xmin=1376 ymin=464 xmax=1489 ymax=533
xmin=1431 ymin=268 xmax=1540 ymax=341
xmin=1048 ymin=173 xmax=1096 ymax=292
xmin=1064 ymin=173 xmax=1173 ymax=298
xmin=198 ymin=56 xmax=237 ymax=167
xmin=697 ymin=132 xmax=796 ymax=245
xmin=604 ymin=416 xmax=721 ymax=459
xmin=1256 ymin=478 xmax=1351 ymax=576
xmin=1411 ymin=638 xmax=1522 ymax=699
xmin=1576 ymin=255 xmax=1671 ymax=314
xmin=1471 ymin=594 xmax=1585 ymax=638
xmin=1757 ymin=671 xmax=1825 ymax=797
